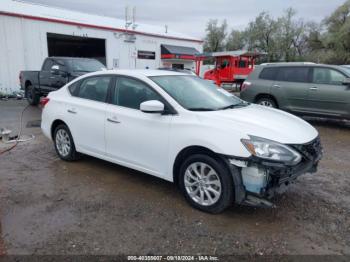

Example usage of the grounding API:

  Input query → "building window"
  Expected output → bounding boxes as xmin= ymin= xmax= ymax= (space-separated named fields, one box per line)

xmin=172 ymin=64 xmax=184 ymax=70
xmin=137 ymin=51 xmax=156 ymax=60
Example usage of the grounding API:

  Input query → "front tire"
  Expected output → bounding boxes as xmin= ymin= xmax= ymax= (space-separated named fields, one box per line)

xmin=256 ymin=97 xmax=277 ymax=108
xmin=53 ymin=124 xmax=78 ymax=161
xmin=178 ymin=154 xmax=234 ymax=214
xmin=26 ymin=85 xmax=40 ymax=106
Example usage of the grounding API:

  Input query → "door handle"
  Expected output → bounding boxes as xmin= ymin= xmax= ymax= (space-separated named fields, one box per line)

xmin=273 ymin=84 xmax=281 ymax=88
xmin=107 ymin=118 xmax=121 ymax=124
xmin=67 ymin=109 xmax=77 ymax=114
xmin=309 ymin=87 xmax=318 ymax=91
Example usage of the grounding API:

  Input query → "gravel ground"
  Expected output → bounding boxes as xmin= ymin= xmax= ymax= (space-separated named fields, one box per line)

xmin=0 ymin=100 xmax=349 ymax=256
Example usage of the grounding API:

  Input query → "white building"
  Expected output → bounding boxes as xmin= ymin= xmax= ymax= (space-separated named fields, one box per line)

xmin=0 ymin=0 xmax=203 ymax=94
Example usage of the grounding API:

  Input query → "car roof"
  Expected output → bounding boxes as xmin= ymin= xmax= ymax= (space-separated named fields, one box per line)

xmin=259 ymin=63 xmax=341 ymax=69
xmin=250 ymin=63 xmax=350 ymax=79
xmin=82 ymin=69 xmax=190 ymax=78
xmin=260 ymin=62 xmax=316 ymax=66
xmin=259 ymin=63 xmax=349 ymax=73
xmin=49 ymin=56 xmax=99 ymax=60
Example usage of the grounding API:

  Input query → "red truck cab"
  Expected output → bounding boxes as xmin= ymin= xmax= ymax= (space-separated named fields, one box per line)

xmin=196 ymin=51 xmax=264 ymax=88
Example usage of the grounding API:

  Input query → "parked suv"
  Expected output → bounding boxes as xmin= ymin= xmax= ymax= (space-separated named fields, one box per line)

xmin=240 ymin=63 xmax=350 ymax=119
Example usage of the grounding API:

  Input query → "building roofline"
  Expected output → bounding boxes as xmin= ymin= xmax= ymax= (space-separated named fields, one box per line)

xmin=0 ymin=11 xmax=203 ymax=44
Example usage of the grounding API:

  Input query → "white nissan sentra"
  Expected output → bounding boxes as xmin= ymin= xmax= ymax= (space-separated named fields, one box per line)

xmin=41 ymin=70 xmax=322 ymax=213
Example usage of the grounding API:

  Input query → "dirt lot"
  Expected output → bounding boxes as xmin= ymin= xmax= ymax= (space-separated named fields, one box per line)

xmin=0 ymin=100 xmax=349 ymax=255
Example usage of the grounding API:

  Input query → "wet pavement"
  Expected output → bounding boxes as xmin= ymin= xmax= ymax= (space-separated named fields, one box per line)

xmin=0 ymin=100 xmax=349 ymax=255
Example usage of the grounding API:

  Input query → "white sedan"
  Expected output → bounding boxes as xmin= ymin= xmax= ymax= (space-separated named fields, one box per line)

xmin=41 ymin=70 xmax=322 ymax=213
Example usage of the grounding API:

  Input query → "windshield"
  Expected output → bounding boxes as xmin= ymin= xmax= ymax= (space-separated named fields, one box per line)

xmin=150 ymin=75 xmax=246 ymax=111
xmin=68 ymin=59 xmax=106 ymax=72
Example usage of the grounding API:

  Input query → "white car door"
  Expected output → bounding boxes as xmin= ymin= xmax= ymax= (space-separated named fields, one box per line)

xmin=64 ymin=75 xmax=112 ymax=156
xmin=105 ymin=76 xmax=173 ymax=178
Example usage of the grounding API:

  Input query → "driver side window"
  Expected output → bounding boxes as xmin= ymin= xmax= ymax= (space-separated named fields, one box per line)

xmin=112 ymin=77 xmax=163 ymax=110
xmin=220 ymin=60 xmax=229 ymax=69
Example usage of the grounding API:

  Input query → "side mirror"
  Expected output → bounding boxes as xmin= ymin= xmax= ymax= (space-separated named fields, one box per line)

xmin=51 ymin=65 xmax=60 ymax=75
xmin=342 ymin=78 xmax=350 ymax=86
xmin=140 ymin=100 xmax=164 ymax=113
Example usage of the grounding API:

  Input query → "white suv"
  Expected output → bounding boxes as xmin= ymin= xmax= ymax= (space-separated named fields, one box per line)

xmin=41 ymin=70 xmax=322 ymax=213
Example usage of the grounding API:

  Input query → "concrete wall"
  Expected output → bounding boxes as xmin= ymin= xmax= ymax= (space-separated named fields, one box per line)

xmin=0 ymin=15 xmax=202 ymax=94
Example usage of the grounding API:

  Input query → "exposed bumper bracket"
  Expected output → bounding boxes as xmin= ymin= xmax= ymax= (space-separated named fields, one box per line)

xmin=242 ymin=195 xmax=275 ymax=208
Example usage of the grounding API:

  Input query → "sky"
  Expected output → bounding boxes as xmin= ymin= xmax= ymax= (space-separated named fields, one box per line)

xmin=24 ymin=0 xmax=346 ymax=39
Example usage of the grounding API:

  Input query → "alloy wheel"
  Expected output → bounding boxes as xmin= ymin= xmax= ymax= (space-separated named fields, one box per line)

xmin=184 ymin=162 xmax=222 ymax=206
xmin=259 ymin=100 xmax=274 ymax=107
xmin=55 ymin=129 xmax=71 ymax=157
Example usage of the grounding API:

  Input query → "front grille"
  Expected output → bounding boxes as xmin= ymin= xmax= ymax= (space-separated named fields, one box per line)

xmin=292 ymin=136 xmax=323 ymax=161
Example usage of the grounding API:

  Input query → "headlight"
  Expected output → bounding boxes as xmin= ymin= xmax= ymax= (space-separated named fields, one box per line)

xmin=241 ymin=136 xmax=301 ymax=165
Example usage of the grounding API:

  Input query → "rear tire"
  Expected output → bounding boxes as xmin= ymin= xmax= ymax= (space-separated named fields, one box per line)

xmin=26 ymin=85 xmax=40 ymax=106
xmin=53 ymin=124 xmax=79 ymax=161
xmin=178 ymin=154 xmax=234 ymax=214
xmin=256 ymin=97 xmax=277 ymax=108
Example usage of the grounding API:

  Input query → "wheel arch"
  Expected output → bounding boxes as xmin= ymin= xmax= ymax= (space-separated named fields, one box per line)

xmin=25 ymin=80 xmax=32 ymax=88
xmin=51 ymin=119 xmax=68 ymax=140
xmin=172 ymin=145 xmax=225 ymax=187
xmin=173 ymin=145 xmax=246 ymax=209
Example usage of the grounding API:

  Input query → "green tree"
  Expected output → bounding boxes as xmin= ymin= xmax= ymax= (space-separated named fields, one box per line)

xmin=303 ymin=22 xmax=325 ymax=63
xmin=203 ymin=19 xmax=228 ymax=52
xmin=306 ymin=22 xmax=324 ymax=52
xmin=322 ymin=0 xmax=350 ymax=63
xmin=245 ymin=12 xmax=278 ymax=61
xmin=225 ymin=29 xmax=246 ymax=50
xmin=202 ymin=0 xmax=350 ymax=64
xmin=275 ymin=8 xmax=303 ymax=61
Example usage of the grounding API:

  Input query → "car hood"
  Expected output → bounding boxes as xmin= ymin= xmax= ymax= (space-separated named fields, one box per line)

xmin=197 ymin=104 xmax=318 ymax=145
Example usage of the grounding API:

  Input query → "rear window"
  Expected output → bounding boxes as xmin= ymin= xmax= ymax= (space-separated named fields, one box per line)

xmin=42 ymin=59 xmax=54 ymax=71
xmin=77 ymin=76 xmax=112 ymax=102
xmin=259 ymin=67 xmax=278 ymax=80
xmin=276 ymin=67 xmax=310 ymax=83
xmin=68 ymin=81 xmax=80 ymax=96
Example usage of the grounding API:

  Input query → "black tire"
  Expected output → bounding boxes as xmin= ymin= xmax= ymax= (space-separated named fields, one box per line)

xmin=178 ymin=154 xmax=234 ymax=214
xmin=53 ymin=124 xmax=79 ymax=161
xmin=26 ymin=85 xmax=40 ymax=106
xmin=256 ymin=97 xmax=277 ymax=108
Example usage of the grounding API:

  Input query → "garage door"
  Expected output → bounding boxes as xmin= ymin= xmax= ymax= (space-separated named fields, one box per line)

xmin=47 ymin=33 xmax=106 ymax=66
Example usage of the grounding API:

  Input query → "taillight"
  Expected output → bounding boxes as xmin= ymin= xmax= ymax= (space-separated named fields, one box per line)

xmin=40 ymin=97 xmax=50 ymax=107
xmin=241 ymin=81 xmax=252 ymax=92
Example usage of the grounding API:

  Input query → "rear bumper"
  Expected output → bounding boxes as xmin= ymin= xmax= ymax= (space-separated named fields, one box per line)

xmin=234 ymin=74 xmax=248 ymax=80
xmin=41 ymin=108 xmax=52 ymax=141
xmin=227 ymin=136 xmax=323 ymax=207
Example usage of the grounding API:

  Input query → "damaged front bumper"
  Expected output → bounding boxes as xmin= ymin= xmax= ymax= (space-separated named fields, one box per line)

xmin=225 ymin=136 xmax=323 ymax=208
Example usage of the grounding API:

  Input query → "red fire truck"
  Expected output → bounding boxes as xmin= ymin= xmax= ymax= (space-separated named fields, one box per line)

xmin=195 ymin=51 xmax=265 ymax=90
